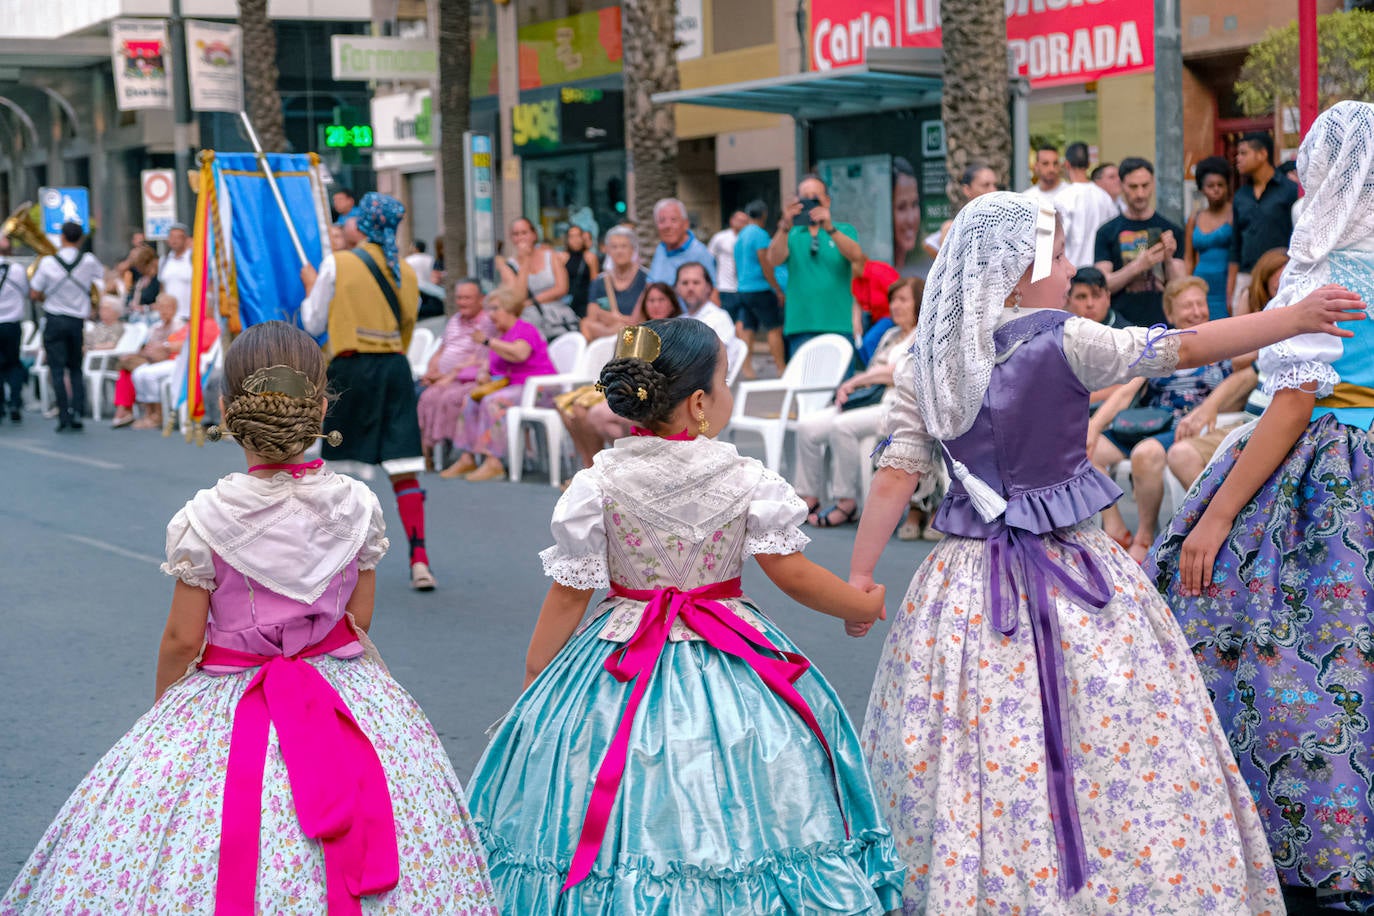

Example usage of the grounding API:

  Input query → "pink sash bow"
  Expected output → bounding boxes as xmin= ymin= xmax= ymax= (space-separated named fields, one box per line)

xmin=560 ymin=578 xmax=845 ymax=892
xmin=200 ymin=619 xmax=399 ymax=915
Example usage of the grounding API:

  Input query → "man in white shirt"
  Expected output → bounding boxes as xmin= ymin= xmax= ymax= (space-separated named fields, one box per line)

xmin=707 ymin=210 xmax=747 ymax=325
xmin=29 ymin=222 xmax=103 ymax=430
xmin=1023 ymin=145 xmax=1071 ymax=212
xmin=405 ymin=239 xmax=435 ymax=283
xmin=0 ymin=234 xmax=30 ymax=422
xmin=675 ymin=262 xmax=735 ymax=343
xmin=159 ymin=222 xmax=194 ymax=321
xmin=1058 ymin=141 xmax=1122 ymax=268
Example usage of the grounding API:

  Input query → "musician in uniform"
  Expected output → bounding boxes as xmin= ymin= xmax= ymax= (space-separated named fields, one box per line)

xmin=300 ymin=192 xmax=437 ymax=592
xmin=29 ymin=222 xmax=102 ymax=431
xmin=0 ymin=234 xmax=29 ymax=423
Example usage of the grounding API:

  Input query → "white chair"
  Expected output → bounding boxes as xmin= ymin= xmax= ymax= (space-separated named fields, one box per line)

xmin=19 ymin=319 xmax=37 ymax=356
xmin=160 ymin=337 xmax=224 ymax=435
xmin=727 ymin=333 xmax=853 ymax=473
xmin=724 ymin=336 xmax=749 ymax=390
xmin=507 ymin=333 xmax=609 ymax=487
xmin=407 ymin=327 xmax=436 ymax=380
xmin=85 ymin=322 xmax=148 ymax=421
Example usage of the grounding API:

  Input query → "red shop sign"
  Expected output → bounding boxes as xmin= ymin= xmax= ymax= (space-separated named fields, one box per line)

xmin=809 ymin=0 xmax=1154 ymax=89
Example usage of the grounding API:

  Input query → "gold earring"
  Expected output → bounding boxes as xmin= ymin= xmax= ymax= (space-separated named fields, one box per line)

xmin=697 ymin=411 xmax=709 ymax=436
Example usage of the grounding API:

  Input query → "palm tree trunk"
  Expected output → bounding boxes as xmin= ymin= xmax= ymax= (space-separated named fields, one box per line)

xmin=940 ymin=0 xmax=1011 ymax=199
xmin=238 ymin=0 xmax=287 ymax=151
xmin=437 ymin=0 xmax=472 ymax=312
xmin=621 ymin=0 xmax=680 ymax=256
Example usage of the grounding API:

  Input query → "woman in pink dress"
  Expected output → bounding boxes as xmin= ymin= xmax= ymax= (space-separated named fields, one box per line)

xmin=417 ymin=278 xmax=495 ymax=467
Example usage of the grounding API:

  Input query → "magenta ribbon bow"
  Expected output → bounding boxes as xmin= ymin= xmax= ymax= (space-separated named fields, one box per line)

xmin=560 ymin=578 xmax=845 ymax=892
xmin=987 ymin=528 xmax=1113 ymax=896
xmin=201 ymin=619 xmax=399 ymax=915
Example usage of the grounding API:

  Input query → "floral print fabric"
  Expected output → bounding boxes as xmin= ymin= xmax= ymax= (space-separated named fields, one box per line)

xmin=864 ymin=523 xmax=1283 ymax=914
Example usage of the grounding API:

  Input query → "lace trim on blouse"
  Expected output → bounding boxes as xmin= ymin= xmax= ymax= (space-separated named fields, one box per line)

xmin=1263 ymin=359 xmax=1340 ymax=398
xmin=743 ymin=526 xmax=811 ymax=557
xmin=539 ymin=545 xmax=610 ymax=591
xmin=875 ymin=439 xmax=936 ymax=476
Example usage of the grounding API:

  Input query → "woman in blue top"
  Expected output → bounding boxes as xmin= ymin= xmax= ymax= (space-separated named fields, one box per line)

xmin=1185 ymin=155 xmax=1235 ymax=320
xmin=1149 ymin=101 xmax=1374 ymax=912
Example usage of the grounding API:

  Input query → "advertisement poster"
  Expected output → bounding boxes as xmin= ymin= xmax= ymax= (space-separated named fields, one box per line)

xmin=517 ymin=8 xmax=623 ymax=90
xmin=186 ymin=20 xmax=243 ymax=113
xmin=110 ymin=19 xmax=171 ymax=111
xmin=817 ymin=155 xmax=895 ymax=267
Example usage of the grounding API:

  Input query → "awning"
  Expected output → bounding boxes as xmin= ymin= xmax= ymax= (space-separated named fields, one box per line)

xmin=651 ymin=48 xmax=944 ymax=121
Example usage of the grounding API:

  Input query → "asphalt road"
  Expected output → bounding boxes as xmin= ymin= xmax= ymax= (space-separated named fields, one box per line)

xmin=0 ymin=418 xmax=937 ymax=881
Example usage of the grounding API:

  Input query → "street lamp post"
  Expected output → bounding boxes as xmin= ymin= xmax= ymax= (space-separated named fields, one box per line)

xmin=169 ymin=0 xmax=194 ymax=226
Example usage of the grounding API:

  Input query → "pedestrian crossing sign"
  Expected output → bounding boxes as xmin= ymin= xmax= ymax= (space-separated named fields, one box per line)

xmin=40 ymin=187 xmax=90 ymax=235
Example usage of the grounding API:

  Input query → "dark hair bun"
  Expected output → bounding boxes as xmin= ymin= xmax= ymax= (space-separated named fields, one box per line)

xmin=600 ymin=357 xmax=670 ymax=426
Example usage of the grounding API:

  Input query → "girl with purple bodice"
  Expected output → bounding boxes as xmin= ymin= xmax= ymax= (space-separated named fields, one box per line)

xmin=2 ymin=322 xmax=498 ymax=915
xmin=848 ymin=191 xmax=1364 ymax=914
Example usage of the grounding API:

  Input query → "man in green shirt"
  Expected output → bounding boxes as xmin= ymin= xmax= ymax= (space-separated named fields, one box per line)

xmin=765 ymin=174 xmax=867 ymax=357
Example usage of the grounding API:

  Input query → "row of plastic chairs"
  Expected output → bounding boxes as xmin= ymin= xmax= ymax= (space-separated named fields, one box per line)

xmin=406 ymin=327 xmax=443 ymax=381
xmin=23 ymin=320 xmax=152 ymax=421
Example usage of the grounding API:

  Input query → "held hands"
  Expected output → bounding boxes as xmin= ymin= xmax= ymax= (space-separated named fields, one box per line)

xmin=1177 ymin=511 xmax=1233 ymax=597
xmin=844 ymin=574 xmax=887 ymax=638
xmin=1290 ymin=284 xmax=1367 ymax=338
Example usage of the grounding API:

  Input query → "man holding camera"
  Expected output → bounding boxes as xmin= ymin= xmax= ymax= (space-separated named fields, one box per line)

xmin=1092 ymin=157 xmax=1185 ymax=327
xmin=766 ymin=175 xmax=867 ymax=357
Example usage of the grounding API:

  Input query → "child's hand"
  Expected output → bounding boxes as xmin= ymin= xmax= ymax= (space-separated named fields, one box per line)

xmin=845 ymin=619 xmax=876 ymax=638
xmin=855 ymin=581 xmax=886 ymax=623
xmin=1292 ymin=284 xmax=1366 ymax=338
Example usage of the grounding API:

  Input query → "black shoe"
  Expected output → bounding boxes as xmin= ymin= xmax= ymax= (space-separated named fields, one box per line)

xmin=68 ymin=412 xmax=84 ymax=431
xmin=56 ymin=413 xmax=72 ymax=431
xmin=8 ymin=409 xmax=19 ymax=424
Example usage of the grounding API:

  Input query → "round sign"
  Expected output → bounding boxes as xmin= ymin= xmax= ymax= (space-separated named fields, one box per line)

xmin=41 ymin=188 xmax=61 ymax=209
xmin=143 ymin=172 xmax=173 ymax=204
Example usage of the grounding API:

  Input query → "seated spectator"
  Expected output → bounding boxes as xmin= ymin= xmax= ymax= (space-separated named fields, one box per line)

xmin=417 ymin=279 xmax=493 ymax=469
xmin=85 ymin=296 xmax=126 ymax=350
xmin=1088 ymin=276 xmax=1252 ymax=561
xmin=1244 ymin=247 xmax=1290 ymax=316
xmin=580 ymin=226 xmax=648 ymax=340
xmin=561 ymin=284 xmax=685 ymax=471
xmin=675 ymin=261 xmax=734 ymax=343
xmin=1068 ymin=266 xmax=1131 ymax=407
xmin=125 ymin=246 xmax=162 ymax=318
xmin=110 ymin=293 xmax=218 ymax=429
xmin=852 ymin=260 xmax=901 ymax=358
xmin=441 ymin=288 xmax=557 ymax=482
xmin=794 ymin=278 xmax=921 ymax=528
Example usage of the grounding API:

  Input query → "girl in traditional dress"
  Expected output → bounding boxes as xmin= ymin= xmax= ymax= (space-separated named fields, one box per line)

xmin=2 ymin=321 xmax=498 ymax=915
xmin=1148 ymin=101 xmax=1374 ymax=913
xmin=849 ymin=190 xmax=1364 ymax=914
xmin=468 ymin=317 xmax=904 ymax=914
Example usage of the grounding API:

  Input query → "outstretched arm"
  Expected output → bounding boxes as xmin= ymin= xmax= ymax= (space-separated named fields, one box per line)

xmin=1175 ymin=285 xmax=1364 ymax=369
xmin=754 ymin=552 xmax=884 ymax=624
xmin=525 ymin=583 xmax=594 ymax=688
xmin=155 ymin=582 xmax=211 ymax=701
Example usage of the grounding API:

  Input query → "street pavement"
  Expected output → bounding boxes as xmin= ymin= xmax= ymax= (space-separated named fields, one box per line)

xmin=0 ymin=418 xmax=937 ymax=881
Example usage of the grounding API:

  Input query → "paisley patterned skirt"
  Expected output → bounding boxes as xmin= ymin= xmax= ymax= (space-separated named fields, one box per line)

xmin=1148 ymin=413 xmax=1374 ymax=900
xmin=1 ymin=655 xmax=498 ymax=915
xmin=864 ymin=523 xmax=1282 ymax=915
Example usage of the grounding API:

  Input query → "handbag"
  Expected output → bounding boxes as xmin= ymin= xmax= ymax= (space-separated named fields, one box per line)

xmin=470 ymin=377 xmax=510 ymax=402
xmin=838 ymin=383 xmax=887 ymax=412
xmin=1107 ymin=381 xmax=1174 ymax=449
xmin=526 ymin=297 xmax=582 ymax=340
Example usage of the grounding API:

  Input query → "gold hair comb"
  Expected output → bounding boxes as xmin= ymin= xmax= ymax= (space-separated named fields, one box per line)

xmin=616 ymin=325 xmax=662 ymax=363
xmin=241 ymin=365 xmax=318 ymax=400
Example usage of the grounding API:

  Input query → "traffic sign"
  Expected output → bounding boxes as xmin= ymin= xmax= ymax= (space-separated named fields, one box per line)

xmin=40 ymin=187 xmax=90 ymax=237
xmin=141 ymin=169 xmax=178 ymax=240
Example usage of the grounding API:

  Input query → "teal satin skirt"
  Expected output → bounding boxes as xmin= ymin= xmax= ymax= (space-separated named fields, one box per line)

xmin=468 ymin=603 xmax=905 ymax=915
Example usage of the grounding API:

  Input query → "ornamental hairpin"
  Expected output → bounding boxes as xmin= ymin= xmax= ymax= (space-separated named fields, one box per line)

xmin=241 ymin=365 xmax=319 ymax=400
xmin=616 ymin=325 xmax=662 ymax=363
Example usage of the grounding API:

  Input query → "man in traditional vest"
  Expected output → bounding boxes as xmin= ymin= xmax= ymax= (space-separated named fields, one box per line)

xmin=301 ymin=192 xmax=435 ymax=591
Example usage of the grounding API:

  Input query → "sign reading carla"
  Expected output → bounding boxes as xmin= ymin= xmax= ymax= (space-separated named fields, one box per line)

xmin=809 ymin=0 xmax=1152 ymax=89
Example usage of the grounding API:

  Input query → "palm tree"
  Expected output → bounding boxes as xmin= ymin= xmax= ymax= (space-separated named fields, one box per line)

xmin=238 ymin=0 xmax=287 ymax=151
xmin=437 ymin=0 xmax=472 ymax=311
xmin=621 ymin=0 xmax=679 ymax=255
xmin=940 ymin=0 xmax=1011 ymax=197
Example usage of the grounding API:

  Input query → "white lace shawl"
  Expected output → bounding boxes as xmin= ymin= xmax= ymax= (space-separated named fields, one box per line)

xmin=1258 ymin=101 xmax=1374 ymax=396
xmin=913 ymin=192 xmax=1041 ymax=440
xmin=163 ymin=471 xmax=388 ymax=603
xmin=539 ymin=437 xmax=810 ymax=590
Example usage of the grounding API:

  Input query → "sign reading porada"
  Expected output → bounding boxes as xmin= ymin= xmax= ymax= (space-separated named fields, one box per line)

xmin=331 ymin=36 xmax=437 ymax=82
xmin=809 ymin=0 xmax=1153 ymax=89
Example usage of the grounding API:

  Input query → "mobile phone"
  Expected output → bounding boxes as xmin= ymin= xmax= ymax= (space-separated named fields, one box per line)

xmin=793 ymin=198 xmax=820 ymax=228
xmin=1146 ymin=227 xmax=1163 ymax=248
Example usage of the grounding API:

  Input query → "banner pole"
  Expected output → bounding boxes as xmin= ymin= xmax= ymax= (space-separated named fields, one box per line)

xmin=237 ymin=110 xmax=309 ymax=267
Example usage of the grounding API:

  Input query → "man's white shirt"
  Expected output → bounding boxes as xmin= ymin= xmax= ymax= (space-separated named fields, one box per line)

xmin=1058 ymin=181 xmax=1121 ymax=268
xmin=707 ymin=229 xmax=739 ymax=293
xmin=31 ymin=246 xmax=102 ymax=319
xmin=159 ymin=247 xmax=194 ymax=320
xmin=687 ymin=300 xmax=736 ymax=343
xmin=0 ymin=256 xmax=30 ymax=323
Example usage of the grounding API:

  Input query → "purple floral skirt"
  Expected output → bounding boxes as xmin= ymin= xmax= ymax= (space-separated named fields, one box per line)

xmin=1147 ymin=413 xmax=1374 ymax=898
xmin=416 ymin=378 xmax=479 ymax=450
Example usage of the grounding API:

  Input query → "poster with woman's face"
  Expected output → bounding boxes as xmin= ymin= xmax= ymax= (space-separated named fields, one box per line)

xmin=892 ymin=158 xmax=921 ymax=271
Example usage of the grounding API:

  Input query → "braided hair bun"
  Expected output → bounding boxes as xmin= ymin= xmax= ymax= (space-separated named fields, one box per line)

xmin=221 ymin=321 xmax=329 ymax=462
xmin=597 ymin=318 xmax=721 ymax=430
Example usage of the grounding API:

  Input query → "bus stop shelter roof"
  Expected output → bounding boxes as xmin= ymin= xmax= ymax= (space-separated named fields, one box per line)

xmin=651 ymin=48 xmax=944 ymax=121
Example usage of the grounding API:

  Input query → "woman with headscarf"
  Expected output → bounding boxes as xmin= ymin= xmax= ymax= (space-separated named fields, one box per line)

xmin=1148 ymin=101 xmax=1374 ymax=913
xmin=300 ymin=192 xmax=437 ymax=592
xmin=846 ymin=190 xmax=1363 ymax=913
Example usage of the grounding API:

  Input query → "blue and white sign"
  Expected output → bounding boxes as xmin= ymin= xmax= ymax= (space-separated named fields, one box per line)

xmin=40 ymin=187 xmax=90 ymax=236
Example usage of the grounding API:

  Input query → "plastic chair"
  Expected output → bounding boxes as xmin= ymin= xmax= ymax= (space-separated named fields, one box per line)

xmin=407 ymin=327 xmax=436 ymax=380
xmin=724 ymin=336 xmax=749 ymax=389
xmin=508 ymin=333 xmax=614 ymax=486
xmin=85 ymin=322 xmax=148 ymax=420
xmin=727 ymin=333 xmax=853 ymax=473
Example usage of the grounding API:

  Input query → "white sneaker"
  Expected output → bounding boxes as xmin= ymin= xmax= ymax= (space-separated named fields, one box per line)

xmin=410 ymin=561 xmax=437 ymax=591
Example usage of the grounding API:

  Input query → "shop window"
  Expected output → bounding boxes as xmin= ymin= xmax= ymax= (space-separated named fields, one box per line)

xmin=1028 ymin=98 xmax=1100 ymax=165
xmin=711 ymin=0 xmax=773 ymax=53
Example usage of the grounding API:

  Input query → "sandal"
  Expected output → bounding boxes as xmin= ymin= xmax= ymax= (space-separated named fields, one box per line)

xmin=811 ymin=503 xmax=858 ymax=528
xmin=801 ymin=496 xmax=821 ymax=515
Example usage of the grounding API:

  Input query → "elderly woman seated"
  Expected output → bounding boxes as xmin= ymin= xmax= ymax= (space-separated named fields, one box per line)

xmin=794 ymin=278 xmax=923 ymax=528
xmin=441 ymin=287 xmax=557 ymax=481
xmin=1088 ymin=276 xmax=1255 ymax=562
xmin=417 ymin=278 xmax=494 ymax=469
xmin=579 ymin=225 xmax=648 ymax=340
xmin=111 ymin=293 xmax=220 ymax=429
xmin=85 ymin=296 xmax=126 ymax=351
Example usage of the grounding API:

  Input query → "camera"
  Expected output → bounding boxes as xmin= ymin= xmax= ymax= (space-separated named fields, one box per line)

xmin=793 ymin=198 xmax=821 ymax=228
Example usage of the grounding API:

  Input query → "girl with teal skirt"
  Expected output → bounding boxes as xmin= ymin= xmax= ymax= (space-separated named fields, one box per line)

xmin=467 ymin=318 xmax=904 ymax=915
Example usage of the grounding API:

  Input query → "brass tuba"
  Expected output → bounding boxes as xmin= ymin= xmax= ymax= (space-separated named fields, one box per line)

xmin=2 ymin=202 xmax=101 ymax=312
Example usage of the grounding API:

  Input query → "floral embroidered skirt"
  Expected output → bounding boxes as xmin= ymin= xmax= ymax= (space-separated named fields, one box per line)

xmin=467 ymin=602 xmax=905 ymax=915
xmin=1148 ymin=413 xmax=1374 ymax=900
xmin=417 ymin=377 xmax=479 ymax=450
xmin=1 ymin=655 xmax=498 ymax=915
xmin=863 ymin=523 xmax=1283 ymax=914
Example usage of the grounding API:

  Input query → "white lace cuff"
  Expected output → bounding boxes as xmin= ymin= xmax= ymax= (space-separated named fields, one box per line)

xmin=539 ymin=545 xmax=610 ymax=590
xmin=1263 ymin=359 xmax=1339 ymax=398
xmin=160 ymin=560 xmax=217 ymax=592
xmin=743 ymin=526 xmax=810 ymax=557
xmin=356 ymin=535 xmax=390 ymax=571
xmin=875 ymin=439 xmax=934 ymax=476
